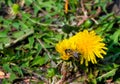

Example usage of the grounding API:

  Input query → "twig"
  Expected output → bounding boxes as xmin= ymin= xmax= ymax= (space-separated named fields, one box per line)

xmin=77 ymin=0 xmax=88 ymax=26
xmin=91 ymin=18 xmax=98 ymax=24
xmin=36 ymin=39 xmax=57 ymax=68
xmin=81 ymin=0 xmax=88 ymax=17
xmin=77 ymin=1 xmax=101 ymax=26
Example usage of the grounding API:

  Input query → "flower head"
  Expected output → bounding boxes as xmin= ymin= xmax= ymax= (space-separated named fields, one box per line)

xmin=75 ymin=30 xmax=107 ymax=66
xmin=55 ymin=30 xmax=107 ymax=66
xmin=55 ymin=39 xmax=77 ymax=60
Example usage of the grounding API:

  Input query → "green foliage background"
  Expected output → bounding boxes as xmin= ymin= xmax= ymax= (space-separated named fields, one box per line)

xmin=0 ymin=0 xmax=120 ymax=83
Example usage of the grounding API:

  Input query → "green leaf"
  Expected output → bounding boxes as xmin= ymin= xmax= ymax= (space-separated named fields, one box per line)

xmin=55 ymin=34 xmax=63 ymax=41
xmin=35 ymin=43 xmax=42 ymax=56
xmin=28 ymin=36 xmax=34 ymax=48
xmin=2 ymin=79 xmax=10 ymax=84
xmin=21 ymin=12 xmax=31 ymax=21
xmin=25 ymin=0 xmax=34 ymax=6
xmin=99 ymin=13 xmax=114 ymax=22
xmin=12 ymin=22 xmax=20 ymax=29
xmin=0 ymin=30 xmax=9 ymax=37
xmin=0 ymin=43 xmax=4 ymax=49
xmin=21 ymin=62 xmax=29 ymax=67
xmin=110 ymin=29 xmax=120 ymax=44
xmin=33 ymin=2 xmax=41 ymax=16
xmin=12 ymin=65 xmax=23 ymax=76
xmin=12 ymin=31 xmax=25 ymax=39
xmin=5 ymin=0 xmax=12 ymax=6
xmin=0 ymin=37 xmax=10 ymax=44
xmin=9 ymin=72 xmax=17 ymax=82
xmin=83 ymin=19 xmax=94 ymax=28
xmin=19 ymin=21 xmax=28 ymax=29
xmin=3 ymin=64 xmax=12 ymax=73
xmin=97 ymin=68 xmax=118 ymax=81
xmin=106 ymin=21 xmax=115 ymax=32
xmin=43 ymin=38 xmax=53 ymax=44
xmin=47 ymin=68 xmax=56 ymax=77
xmin=31 ymin=55 xmax=49 ymax=66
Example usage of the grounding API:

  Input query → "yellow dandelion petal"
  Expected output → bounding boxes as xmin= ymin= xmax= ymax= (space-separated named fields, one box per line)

xmin=85 ymin=60 xmax=89 ymax=66
xmin=87 ymin=51 xmax=97 ymax=64
xmin=69 ymin=36 xmax=77 ymax=50
xmin=80 ymin=57 xmax=84 ymax=64
xmin=100 ymin=49 xmax=107 ymax=55
xmin=61 ymin=54 xmax=70 ymax=60
xmin=56 ymin=39 xmax=68 ymax=53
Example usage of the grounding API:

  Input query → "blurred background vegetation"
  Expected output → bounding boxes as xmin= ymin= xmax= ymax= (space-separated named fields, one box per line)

xmin=0 ymin=0 xmax=120 ymax=83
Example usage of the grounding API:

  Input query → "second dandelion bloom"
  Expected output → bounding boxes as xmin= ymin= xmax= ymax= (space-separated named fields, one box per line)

xmin=75 ymin=30 xmax=107 ymax=66
xmin=56 ymin=30 xmax=107 ymax=66
xmin=55 ymin=39 xmax=77 ymax=60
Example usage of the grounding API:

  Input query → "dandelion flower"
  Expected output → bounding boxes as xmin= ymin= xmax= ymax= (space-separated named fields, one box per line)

xmin=55 ymin=30 xmax=107 ymax=66
xmin=75 ymin=30 xmax=107 ymax=66
xmin=55 ymin=39 xmax=77 ymax=60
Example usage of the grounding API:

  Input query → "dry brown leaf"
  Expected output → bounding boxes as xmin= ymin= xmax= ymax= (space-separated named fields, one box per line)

xmin=0 ymin=71 xmax=5 ymax=79
xmin=0 ymin=71 xmax=5 ymax=76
